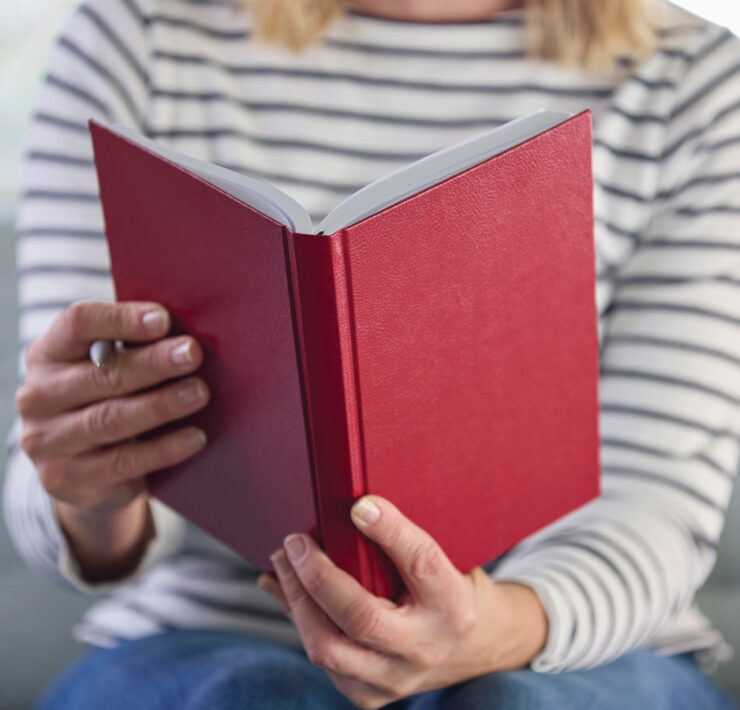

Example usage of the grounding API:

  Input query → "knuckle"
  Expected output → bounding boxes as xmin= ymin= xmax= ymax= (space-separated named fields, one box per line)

xmin=15 ymin=382 xmax=42 ymax=417
xmin=90 ymin=361 xmax=124 ymax=393
xmin=85 ymin=399 xmax=123 ymax=440
xmin=384 ymin=679 xmax=415 ymax=701
xmin=343 ymin=600 xmax=384 ymax=644
xmin=152 ymin=434 xmax=185 ymax=469
xmin=152 ymin=389 xmax=177 ymax=421
xmin=397 ymin=678 xmax=420 ymax=699
xmin=107 ymin=443 xmax=139 ymax=481
xmin=409 ymin=644 xmax=444 ymax=669
xmin=36 ymin=459 xmax=68 ymax=496
xmin=409 ymin=541 xmax=443 ymax=580
xmin=18 ymin=422 xmax=45 ymax=459
xmin=62 ymin=302 xmax=89 ymax=340
xmin=449 ymin=601 xmax=476 ymax=635
xmin=305 ymin=638 xmax=338 ymax=671
xmin=109 ymin=304 xmax=130 ymax=337
xmin=380 ymin=519 xmax=405 ymax=551
xmin=282 ymin=584 xmax=303 ymax=608
xmin=300 ymin=564 xmax=331 ymax=599
xmin=24 ymin=339 xmax=43 ymax=367
xmin=149 ymin=341 xmax=175 ymax=379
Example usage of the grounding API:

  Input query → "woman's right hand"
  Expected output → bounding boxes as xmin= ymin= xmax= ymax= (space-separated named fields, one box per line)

xmin=14 ymin=300 xmax=210 ymax=581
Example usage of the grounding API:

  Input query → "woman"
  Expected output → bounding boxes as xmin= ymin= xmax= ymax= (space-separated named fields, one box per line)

xmin=4 ymin=0 xmax=739 ymax=707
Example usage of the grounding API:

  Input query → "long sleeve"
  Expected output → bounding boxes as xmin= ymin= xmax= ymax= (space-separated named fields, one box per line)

xmin=491 ymin=28 xmax=740 ymax=672
xmin=2 ymin=0 xmax=185 ymax=592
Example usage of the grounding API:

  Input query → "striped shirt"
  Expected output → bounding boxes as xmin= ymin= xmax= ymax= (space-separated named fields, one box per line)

xmin=3 ymin=0 xmax=740 ymax=674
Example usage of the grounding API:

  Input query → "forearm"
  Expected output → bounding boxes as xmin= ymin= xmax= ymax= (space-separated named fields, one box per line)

xmin=488 ymin=494 xmax=720 ymax=672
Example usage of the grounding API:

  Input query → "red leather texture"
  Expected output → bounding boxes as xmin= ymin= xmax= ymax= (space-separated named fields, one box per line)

xmin=90 ymin=111 xmax=600 ymax=599
xmin=89 ymin=120 xmax=319 ymax=571
xmin=334 ymin=111 xmax=601 ymax=594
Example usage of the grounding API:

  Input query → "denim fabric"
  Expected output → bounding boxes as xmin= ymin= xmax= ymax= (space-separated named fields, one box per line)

xmin=36 ymin=630 xmax=738 ymax=710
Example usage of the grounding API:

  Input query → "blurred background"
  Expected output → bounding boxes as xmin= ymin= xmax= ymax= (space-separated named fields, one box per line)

xmin=1 ymin=1 xmax=739 ymax=708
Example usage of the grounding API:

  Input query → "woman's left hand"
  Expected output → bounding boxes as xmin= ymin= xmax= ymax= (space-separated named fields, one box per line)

xmin=257 ymin=495 xmax=548 ymax=709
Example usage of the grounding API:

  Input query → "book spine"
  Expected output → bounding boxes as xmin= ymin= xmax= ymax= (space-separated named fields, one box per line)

xmin=285 ymin=230 xmax=376 ymax=592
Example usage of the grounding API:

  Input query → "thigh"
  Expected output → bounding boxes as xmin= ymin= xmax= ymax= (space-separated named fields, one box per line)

xmin=36 ymin=629 xmax=357 ymax=710
xmin=408 ymin=648 xmax=737 ymax=710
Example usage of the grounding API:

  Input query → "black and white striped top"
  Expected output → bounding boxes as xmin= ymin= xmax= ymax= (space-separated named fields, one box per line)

xmin=3 ymin=0 xmax=740 ymax=673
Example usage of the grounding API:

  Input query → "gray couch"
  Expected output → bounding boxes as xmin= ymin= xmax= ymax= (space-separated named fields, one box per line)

xmin=1 ymin=216 xmax=738 ymax=709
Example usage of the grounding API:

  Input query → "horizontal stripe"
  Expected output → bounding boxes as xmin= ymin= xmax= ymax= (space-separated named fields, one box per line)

xmin=145 ymin=584 xmax=289 ymax=622
xmin=673 ymin=204 xmax=740 ymax=217
xmin=602 ymin=333 xmax=740 ymax=370
xmin=638 ymin=238 xmax=740 ymax=251
xmin=20 ymin=190 xmax=99 ymax=202
xmin=18 ymin=299 xmax=78 ymax=315
xmin=17 ymin=264 xmax=111 ymax=278
xmin=600 ymin=170 xmax=740 ymax=205
xmin=44 ymin=74 xmax=111 ymax=118
xmin=600 ymin=402 xmax=736 ymax=439
xmin=601 ymin=437 xmax=735 ymax=478
xmin=17 ymin=227 xmax=105 ymax=240
xmin=151 ymin=50 xmax=615 ymax=97
xmin=602 ymin=465 xmax=727 ymax=512
xmin=148 ymin=126 xmax=425 ymax=161
xmin=602 ymin=366 xmax=740 ymax=406
xmin=26 ymin=151 xmax=95 ymax=167
xmin=32 ymin=112 xmax=91 ymax=134
xmin=147 ymin=87 xmax=512 ymax=128
xmin=609 ymin=299 xmax=740 ymax=328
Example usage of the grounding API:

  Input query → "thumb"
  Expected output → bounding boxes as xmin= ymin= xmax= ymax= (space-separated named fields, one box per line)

xmin=350 ymin=495 xmax=462 ymax=608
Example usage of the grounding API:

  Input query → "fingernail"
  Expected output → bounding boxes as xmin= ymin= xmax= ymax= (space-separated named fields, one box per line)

xmin=351 ymin=497 xmax=381 ymax=526
xmin=171 ymin=340 xmax=193 ymax=366
xmin=178 ymin=380 xmax=206 ymax=404
xmin=143 ymin=309 xmax=168 ymax=334
xmin=283 ymin=534 xmax=307 ymax=562
xmin=270 ymin=549 xmax=292 ymax=576
xmin=184 ymin=428 xmax=207 ymax=449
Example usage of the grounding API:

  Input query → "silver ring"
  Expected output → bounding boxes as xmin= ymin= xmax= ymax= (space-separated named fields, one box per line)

xmin=89 ymin=339 xmax=116 ymax=368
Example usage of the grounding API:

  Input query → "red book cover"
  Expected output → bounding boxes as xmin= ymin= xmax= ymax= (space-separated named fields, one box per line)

xmin=89 ymin=111 xmax=601 ymax=600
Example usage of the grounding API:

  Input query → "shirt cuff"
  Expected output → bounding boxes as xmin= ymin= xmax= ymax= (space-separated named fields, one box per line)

xmin=54 ymin=498 xmax=186 ymax=594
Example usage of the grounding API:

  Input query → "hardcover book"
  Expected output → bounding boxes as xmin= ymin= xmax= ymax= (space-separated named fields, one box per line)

xmin=89 ymin=109 xmax=601 ymax=600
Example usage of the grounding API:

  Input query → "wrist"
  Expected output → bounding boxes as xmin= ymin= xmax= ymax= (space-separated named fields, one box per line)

xmin=489 ymin=580 xmax=549 ymax=671
xmin=55 ymin=494 xmax=155 ymax=582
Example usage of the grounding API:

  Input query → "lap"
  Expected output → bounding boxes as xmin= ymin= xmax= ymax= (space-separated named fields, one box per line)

xmin=411 ymin=648 xmax=737 ymax=710
xmin=36 ymin=630 xmax=356 ymax=710
xmin=37 ymin=630 xmax=736 ymax=710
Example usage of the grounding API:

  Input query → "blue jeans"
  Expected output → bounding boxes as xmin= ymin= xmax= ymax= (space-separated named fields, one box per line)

xmin=37 ymin=630 xmax=737 ymax=710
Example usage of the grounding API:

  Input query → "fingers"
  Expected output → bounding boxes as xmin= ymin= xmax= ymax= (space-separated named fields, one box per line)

xmin=65 ymin=426 xmax=207 ymax=493
xmin=257 ymin=573 xmax=292 ymax=618
xmin=270 ymin=547 xmax=414 ymax=706
xmin=350 ymin=496 xmax=464 ymax=609
xmin=37 ymin=425 xmax=207 ymax=510
xmin=16 ymin=335 xmax=204 ymax=418
xmin=270 ymin=549 xmax=392 ymax=676
xmin=38 ymin=376 xmax=210 ymax=454
xmin=278 ymin=533 xmax=401 ymax=654
xmin=326 ymin=669 xmax=401 ymax=710
xmin=34 ymin=300 xmax=171 ymax=364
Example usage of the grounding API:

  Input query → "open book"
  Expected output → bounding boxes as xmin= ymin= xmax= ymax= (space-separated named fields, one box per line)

xmin=110 ymin=109 xmax=573 ymax=235
xmin=89 ymin=109 xmax=601 ymax=599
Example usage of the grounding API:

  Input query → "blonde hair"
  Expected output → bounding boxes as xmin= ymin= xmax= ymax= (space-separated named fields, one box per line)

xmin=249 ymin=0 xmax=659 ymax=71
